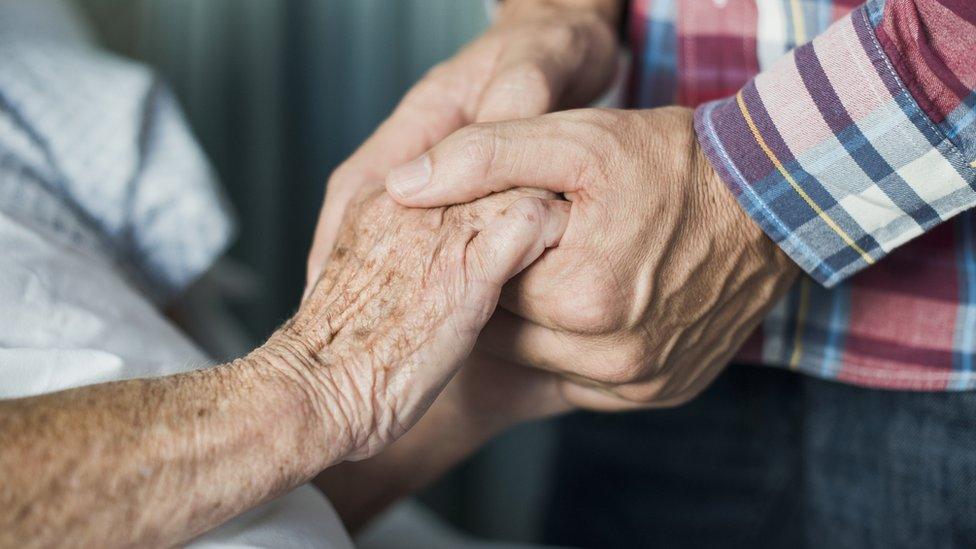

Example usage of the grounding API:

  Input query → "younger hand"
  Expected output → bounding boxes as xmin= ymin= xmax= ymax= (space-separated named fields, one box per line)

xmin=386 ymin=107 xmax=798 ymax=410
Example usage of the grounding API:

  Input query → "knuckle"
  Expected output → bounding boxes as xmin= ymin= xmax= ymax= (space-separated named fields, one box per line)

xmin=615 ymin=338 xmax=653 ymax=378
xmin=452 ymin=124 xmax=497 ymax=177
xmin=586 ymin=339 xmax=650 ymax=385
xmin=549 ymin=113 xmax=613 ymax=186
xmin=543 ymin=23 xmax=579 ymax=53
xmin=443 ymin=200 xmax=479 ymax=228
xmin=356 ymin=188 xmax=398 ymax=223
xmin=455 ymin=124 xmax=492 ymax=159
xmin=424 ymin=61 xmax=453 ymax=82
xmin=508 ymin=61 xmax=549 ymax=88
xmin=327 ymin=162 xmax=356 ymax=190
xmin=566 ymin=109 xmax=619 ymax=139
xmin=453 ymin=188 xmax=553 ymax=230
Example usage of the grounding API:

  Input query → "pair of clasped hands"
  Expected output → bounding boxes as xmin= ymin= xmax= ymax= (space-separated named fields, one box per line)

xmin=293 ymin=0 xmax=798 ymax=475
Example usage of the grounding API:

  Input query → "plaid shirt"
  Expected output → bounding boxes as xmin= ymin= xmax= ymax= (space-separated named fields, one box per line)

xmin=629 ymin=0 xmax=976 ymax=390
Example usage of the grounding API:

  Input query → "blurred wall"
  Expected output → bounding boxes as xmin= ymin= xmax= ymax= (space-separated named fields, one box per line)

xmin=72 ymin=0 xmax=557 ymax=543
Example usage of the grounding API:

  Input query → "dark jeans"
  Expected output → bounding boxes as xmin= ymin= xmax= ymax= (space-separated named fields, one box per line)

xmin=542 ymin=365 xmax=976 ymax=548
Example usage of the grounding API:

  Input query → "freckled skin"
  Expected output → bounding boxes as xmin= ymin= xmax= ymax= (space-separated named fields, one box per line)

xmin=286 ymin=186 xmax=558 ymax=458
xmin=0 ymin=185 xmax=564 ymax=548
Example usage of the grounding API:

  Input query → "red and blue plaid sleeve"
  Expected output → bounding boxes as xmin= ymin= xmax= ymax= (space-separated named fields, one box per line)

xmin=694 ymin=0 xmax=976 ymax=287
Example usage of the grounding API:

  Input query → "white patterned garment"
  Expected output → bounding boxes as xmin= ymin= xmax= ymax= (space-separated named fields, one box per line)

xmin=0 ymin=1 xmax=352 ymax=546
xmin=0 ymin=0 xmax=234 ymax=301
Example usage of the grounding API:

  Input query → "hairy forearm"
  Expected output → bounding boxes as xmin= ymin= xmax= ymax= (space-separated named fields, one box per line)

xmin=0 ymin=342 xmax=339 ymax=548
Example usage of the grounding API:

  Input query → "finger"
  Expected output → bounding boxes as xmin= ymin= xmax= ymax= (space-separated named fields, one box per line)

xmin=385 ymin=113 xmax=587 ymax=208
xmin=557 ymin=380 xmax=680 ymax=412
xmin=427 ymin=197 xmax=569 ymax=378
xmin=476 ymin=310 xmax=579 ymax=375
xmin=477 ymin=314 xmax=677 ymax=412
xmin=557 ymin=381 xmax=653 ymax=412
xmin=475 ymin=51 xmax=567 ymax=123
xmin=476 ymin=15 xmax=617 ymax=123
xmin=465 ymin=197 xmax=570 ymax=292
xmin=476 ymin=309 xmax=632 ymax=380
xmin=456 ymin=352 xmax=574 ymax=422
xmin=353 ymin=71 xmax=468 ymax=176
xmin=476 ymin=313 xmax=649 ymax=413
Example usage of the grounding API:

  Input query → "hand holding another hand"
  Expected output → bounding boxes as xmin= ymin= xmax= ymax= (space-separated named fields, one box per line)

xmin=305 ymin=0 xmax=618 ymax=288
xmin=276 ymin=187 xmax=569 ymax=461
xmin=387 ymin=107 xmax=799 ymax=410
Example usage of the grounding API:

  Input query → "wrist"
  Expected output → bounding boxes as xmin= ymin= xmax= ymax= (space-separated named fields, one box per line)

xmin=692 ymin=127 xmax=800 ymax=283
xmin=245 ymin=332 xmax=355 ymax=470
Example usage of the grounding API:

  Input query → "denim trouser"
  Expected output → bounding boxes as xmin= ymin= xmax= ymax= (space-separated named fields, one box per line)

xmin=543 ymin=365 xmax=976 ymax=548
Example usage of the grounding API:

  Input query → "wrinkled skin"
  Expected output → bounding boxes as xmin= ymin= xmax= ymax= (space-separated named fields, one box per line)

xmin=0 ymin=187 xmax=567 ymax=549
xmin=387 ymin=106 xmax=800 ymax=410
xmin=273 ymin=187 xmax=569 ymax=460
xmin=305 ymin=0 xmax=618 ymax=289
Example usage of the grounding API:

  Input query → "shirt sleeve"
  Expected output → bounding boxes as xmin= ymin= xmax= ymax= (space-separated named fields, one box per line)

xmin=694 ymin=0 xmax=976 ymax=287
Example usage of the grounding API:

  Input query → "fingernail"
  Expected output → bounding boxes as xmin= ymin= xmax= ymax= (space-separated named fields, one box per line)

xmin=387 ymin=155 xmax=431 ymax=197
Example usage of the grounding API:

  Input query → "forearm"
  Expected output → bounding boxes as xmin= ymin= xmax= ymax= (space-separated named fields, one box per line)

xmin=315 ymin=354 xmax=570 ymax=532
xmin=313 ymin=390 xmax=501 ymax=533
xmin=0 ymin=341 xmax=339 ymax=548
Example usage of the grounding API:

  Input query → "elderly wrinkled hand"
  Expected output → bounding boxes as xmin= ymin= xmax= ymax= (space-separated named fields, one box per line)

xmin=0 ymin=184 xmax=568 ymax=548
xmin=386 ymin=107 xmax=799 ymax=410
xmin=277 ymin=186 xmax=569 ymax=459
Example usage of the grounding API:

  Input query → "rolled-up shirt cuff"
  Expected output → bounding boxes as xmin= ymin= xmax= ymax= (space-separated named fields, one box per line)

xmin=694 ymin=5 xmax=976 ymax=288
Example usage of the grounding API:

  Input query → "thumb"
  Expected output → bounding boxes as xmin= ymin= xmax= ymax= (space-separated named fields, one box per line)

xmin=385 ymin=115 xmax=583 ymax=208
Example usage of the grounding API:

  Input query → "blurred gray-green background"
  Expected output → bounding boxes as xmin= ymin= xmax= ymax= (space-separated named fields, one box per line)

xmin=72 ymin=0 xmax=557 ymax=543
